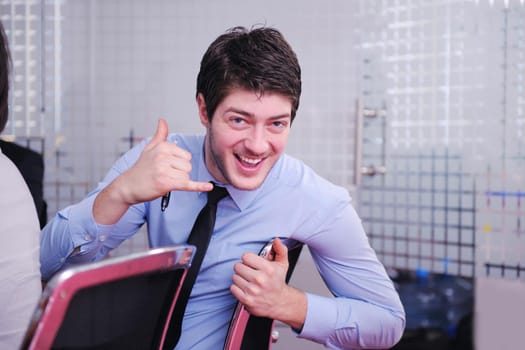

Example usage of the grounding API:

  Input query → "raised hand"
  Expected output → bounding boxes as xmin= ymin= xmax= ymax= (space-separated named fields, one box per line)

xmin=120 ymin=118 xmax=212 ymax=204
xmin=93 ymin=118 xmax=213 ymax=225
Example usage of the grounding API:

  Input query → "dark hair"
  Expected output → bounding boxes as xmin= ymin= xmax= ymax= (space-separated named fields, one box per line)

xmin=196 ymin=26 xmax=301 ymax=122
xmin=0 ymin=21 xmax=11 ymax=133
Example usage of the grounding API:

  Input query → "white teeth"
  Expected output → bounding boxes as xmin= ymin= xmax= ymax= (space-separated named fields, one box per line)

xmin=239 ymin=156 xmax=262 ymax=165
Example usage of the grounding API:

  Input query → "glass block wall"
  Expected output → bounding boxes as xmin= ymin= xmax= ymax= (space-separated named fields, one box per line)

xmin=354 ymin=0 xmax=525 ymax=279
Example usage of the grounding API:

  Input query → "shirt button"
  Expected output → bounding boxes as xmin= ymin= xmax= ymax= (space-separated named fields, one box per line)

xmin=99 ymin=235 xmax=106 ymax=242
xmin=83 ymin=234 xmax=92 ymax=241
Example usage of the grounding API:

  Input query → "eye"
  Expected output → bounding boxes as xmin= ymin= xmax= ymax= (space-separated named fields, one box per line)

xmin=228 ymin=116 xmax=248 ymax=129
xmin=270 ymin=119 xmax=289 ymax=131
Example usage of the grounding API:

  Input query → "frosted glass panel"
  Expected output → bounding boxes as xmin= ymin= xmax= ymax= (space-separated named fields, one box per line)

xmin=355 ymin=0 xmax=525 ymax=279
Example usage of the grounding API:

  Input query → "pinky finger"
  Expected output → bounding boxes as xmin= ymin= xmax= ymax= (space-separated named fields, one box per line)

xmin=185 ymin=180 xmax=214 ymax=192
xmin=230 ymin=284 xmax=245 ymax=302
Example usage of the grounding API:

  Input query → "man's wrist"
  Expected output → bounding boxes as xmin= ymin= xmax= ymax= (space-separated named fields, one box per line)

xmin=277 ymin=286 xmax=307 ymax=331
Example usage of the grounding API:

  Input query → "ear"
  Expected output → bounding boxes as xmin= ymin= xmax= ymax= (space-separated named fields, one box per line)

xmin=196 ymin=93 xmax=209 ymax=128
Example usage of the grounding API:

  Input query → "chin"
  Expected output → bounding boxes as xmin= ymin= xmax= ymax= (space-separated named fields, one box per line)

xmin=229 ymin=177 xmax=265 ymax=191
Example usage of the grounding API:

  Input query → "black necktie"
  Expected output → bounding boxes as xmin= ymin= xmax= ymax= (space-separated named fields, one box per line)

xmin=164 ymin=184 xmax=229 ymax=349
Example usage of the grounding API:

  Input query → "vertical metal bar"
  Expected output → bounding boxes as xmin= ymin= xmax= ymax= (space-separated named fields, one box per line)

xmin=53 ymin=0 xmax=61 ymax=135
xmin=8 ymin=0 xmax=16 ymax=136
xmin=354 ymin=97 xmax=364 ymax=187
xmin=24 ymin=0 xmax=30 ymax=137
xmin=40 ymin=0 xmax=45 ymax=138
xmin=380 ymin=101 xmax=387 ymax=175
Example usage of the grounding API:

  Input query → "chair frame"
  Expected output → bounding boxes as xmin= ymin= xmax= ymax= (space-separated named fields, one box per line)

xmin=20 ymin=245 xmax=194 ymax=350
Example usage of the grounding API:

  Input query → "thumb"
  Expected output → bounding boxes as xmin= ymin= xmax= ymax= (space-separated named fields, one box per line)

xmin=272 ymin=237 xmax=289 ymax=265
xmin=145 ymin=118 xmax=168 ymax=151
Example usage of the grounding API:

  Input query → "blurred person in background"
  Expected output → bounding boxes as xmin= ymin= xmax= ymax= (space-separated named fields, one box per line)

xmin=0 ymin=20 xmax=41 ymax=349
xmin=0 ymin=138 xmax=47 ymax=229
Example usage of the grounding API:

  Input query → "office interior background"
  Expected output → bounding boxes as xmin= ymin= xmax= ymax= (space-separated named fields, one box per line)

xmin=1 ymin=0 xmax=524 ymax=349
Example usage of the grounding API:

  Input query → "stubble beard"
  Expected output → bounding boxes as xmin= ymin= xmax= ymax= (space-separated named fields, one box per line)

xmin=206 ymin=128 xmax=234 ymax=187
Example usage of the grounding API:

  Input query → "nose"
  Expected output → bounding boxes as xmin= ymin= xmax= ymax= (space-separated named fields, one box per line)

xmin=244 ymin=125 xmax=269 ymax=155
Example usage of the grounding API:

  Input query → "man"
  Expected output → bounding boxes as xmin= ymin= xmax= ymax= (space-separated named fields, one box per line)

xmin=41 ymin=26 xmax=405 ymax=349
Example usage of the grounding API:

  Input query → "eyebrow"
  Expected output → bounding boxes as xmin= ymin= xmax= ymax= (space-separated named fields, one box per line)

xmin=225 ymin=107 xmax=291 ymax=120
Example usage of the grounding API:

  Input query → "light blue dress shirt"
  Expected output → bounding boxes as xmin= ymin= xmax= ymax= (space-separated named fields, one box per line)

xmin=40 ymin=134 xmax=405 ymax=349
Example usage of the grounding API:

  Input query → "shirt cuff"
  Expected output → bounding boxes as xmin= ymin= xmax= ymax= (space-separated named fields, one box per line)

xmin=297 ymin=293 xmax=338 ymax=344
xmin=67 ymin=195 xmax=114 ymax=257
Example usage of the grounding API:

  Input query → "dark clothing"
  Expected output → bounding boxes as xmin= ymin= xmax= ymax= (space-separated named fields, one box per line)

xmin=0 ymin=140 xmax=47 ymax=228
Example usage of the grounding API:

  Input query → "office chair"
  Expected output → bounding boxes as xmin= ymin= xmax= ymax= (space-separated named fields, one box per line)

xmin=224 ymin=238 xmax=304 ymax=350
xmin=20 ymin=245 xmax=195 ymax=350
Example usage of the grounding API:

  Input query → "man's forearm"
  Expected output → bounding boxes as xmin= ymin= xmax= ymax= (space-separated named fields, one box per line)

xmin=92 ymin=176 xmax=132 ymax=225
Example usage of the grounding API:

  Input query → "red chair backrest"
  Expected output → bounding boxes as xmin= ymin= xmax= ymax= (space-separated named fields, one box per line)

xmin=20 ymin=245 xmax=194 ymax=350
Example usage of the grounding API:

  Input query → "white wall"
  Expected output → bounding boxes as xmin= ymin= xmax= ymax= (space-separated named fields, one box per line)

xmin=475 ymin=277 xmax=525 ymax=350
xmin=52 ymin=0 xmax=358 ymax=203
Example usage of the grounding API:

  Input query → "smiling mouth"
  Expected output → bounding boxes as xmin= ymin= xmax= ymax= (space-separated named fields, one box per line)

xmin=237 ymin=154 xmax=263 ymax=167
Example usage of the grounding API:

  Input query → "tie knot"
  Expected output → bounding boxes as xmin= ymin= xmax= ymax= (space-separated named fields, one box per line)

xmin=207 ymin=184 xmax=228 ymax=205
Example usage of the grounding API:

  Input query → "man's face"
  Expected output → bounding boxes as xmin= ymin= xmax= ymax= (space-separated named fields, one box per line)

xmin=198 ymin=88 xmax=292 ymax=190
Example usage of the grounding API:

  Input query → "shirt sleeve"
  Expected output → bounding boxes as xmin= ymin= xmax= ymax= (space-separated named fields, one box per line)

xmin=297 ymin=200 xmax=406 ymax=349
xmin=40 ymin=141 xmax=148 ymax=281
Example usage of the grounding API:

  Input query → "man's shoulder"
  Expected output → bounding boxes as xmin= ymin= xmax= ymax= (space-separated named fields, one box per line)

xmin=170 ymin=134 xmax=205 ymax=151
xmin=127 ymin=133 xmax=204 ymax=158
xmin=276 ymin=154 xmax=349 ymax=199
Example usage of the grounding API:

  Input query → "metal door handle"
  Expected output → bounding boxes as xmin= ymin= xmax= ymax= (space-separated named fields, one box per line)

xmin=361 ymin=165 xmax=387 ymax=176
